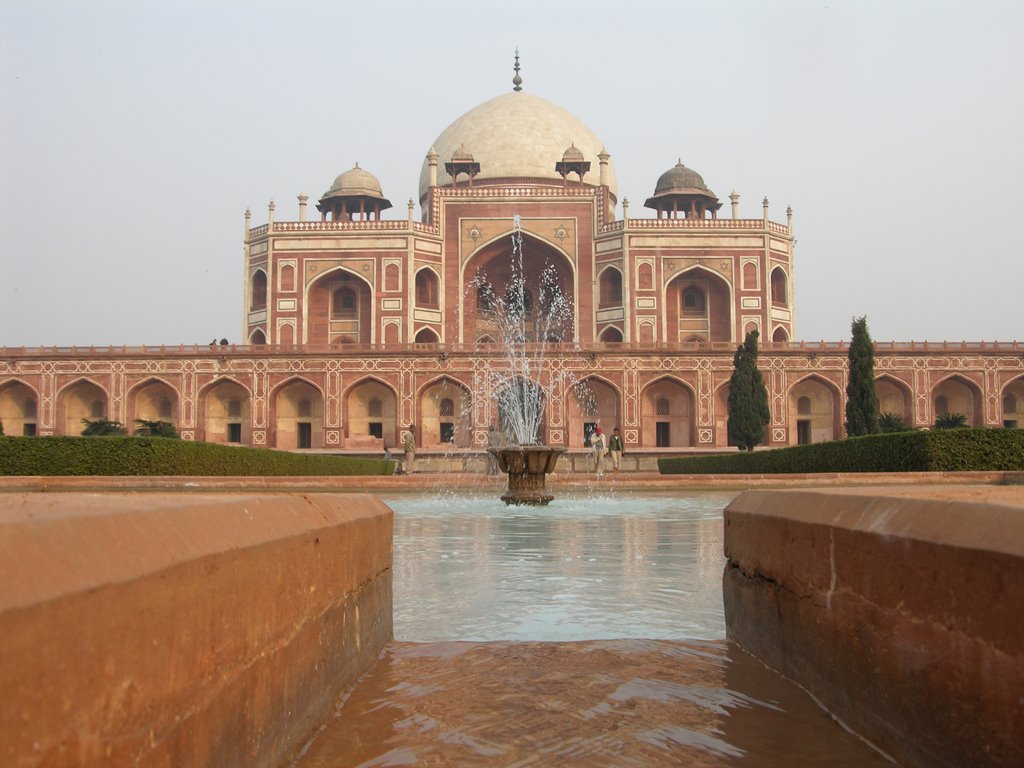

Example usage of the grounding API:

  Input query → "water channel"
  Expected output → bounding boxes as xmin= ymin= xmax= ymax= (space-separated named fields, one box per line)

xmin=291 ymin=491 xmax=893 ymax=767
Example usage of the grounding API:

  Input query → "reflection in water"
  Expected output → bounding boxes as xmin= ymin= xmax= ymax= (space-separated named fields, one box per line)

xmin=388 ymin=492 xmax=732 ymax=641
xmin=292 ymin=640 xmax=893 ymax=768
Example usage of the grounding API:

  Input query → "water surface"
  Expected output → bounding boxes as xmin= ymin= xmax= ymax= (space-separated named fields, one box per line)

xmin=387 ymin=491 xmax=732 ymax=641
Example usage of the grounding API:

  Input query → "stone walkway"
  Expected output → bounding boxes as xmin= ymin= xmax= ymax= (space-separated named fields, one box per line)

xmin=289 ymin=640 xmax=893 ymax=768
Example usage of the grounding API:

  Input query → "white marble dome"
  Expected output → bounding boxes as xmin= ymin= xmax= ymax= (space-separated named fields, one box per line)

xmin=418 ymin=91 xmax=617 ymax=201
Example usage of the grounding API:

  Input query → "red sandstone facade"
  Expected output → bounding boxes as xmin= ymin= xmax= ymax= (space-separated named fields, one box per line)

xmin=1 ymin=88 xmax=1022 ymax=452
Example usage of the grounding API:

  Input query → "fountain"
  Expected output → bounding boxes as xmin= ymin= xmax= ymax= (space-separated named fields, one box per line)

xmin=479 ymin=215 xmax=569 ymax=505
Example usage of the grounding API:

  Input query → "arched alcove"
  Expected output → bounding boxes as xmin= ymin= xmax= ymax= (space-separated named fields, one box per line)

xmin=251 ymin=270 xmax=267 ymax=310
xmin=200 ymin=379 xmax=250 ymax=445
xmin=419 ymin=377 xmax=472 ymax=447
xmin=346 ymin=378 xmax=398 ymax=448
xmin=56 ymin=379 xmax=109 ymax=435
xmin=463 ymin=232 xmax=575 ymax=343
xmin=640 ymin=377 xmax=694 ymax=447
xmin=0 ymin=380 xmax=39 ymax=436
xmin=598 ymin=266 xmax=622 ymax=308
xmin=273 ymin=378 xmax=323 ymax=449
xmin=931 ymin=375 xmax=983 ymax=426
xmin=127 ymin=379 xmax=179 ymax=432
xmin=307 ymin=269 xmax=372 ymax=345
xmin=665 ymin=267 xmax=731 ymax=343
xmin=567 ymin=377 xmax=621 ymax=449
xmin=789 ymin=376 xmax=841 ymax=444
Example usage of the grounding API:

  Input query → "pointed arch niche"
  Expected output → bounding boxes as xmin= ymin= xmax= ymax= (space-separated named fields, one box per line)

xmin=57 ymin=379 xmax=108 ymax=435
xmin=346 ymin=378 xmax=398 ymax=448
xmin=463 ymin=232 xmax=575 ymax=344
xmin=273 ymin=379 xmax=324 ymax=449
xmin=419 ymin=377 xmax=472 ymax=447
xmin=0 ymin=380 xmax=39 ymax=436
xmin=875 ymin=375 xmax=913 ymax=426
xmin=931 ymin=375 xmax=983 ymax=426
xmin=640 ymin=377 xmax=694 ymax=448
xmin=665 ymin=267 xmax=732 ymax=343
xmin=567 ymin=377 xmax=621 ymax=449
xmin=200 ymin=379 xmax=250 ymax=445
xmin=127 ymin=379 xmax=179 ymax=432
xmin=789 ymin=376 xmax=841 ymax=444
xmin=307 ymin=268 xmax=373 ymax=345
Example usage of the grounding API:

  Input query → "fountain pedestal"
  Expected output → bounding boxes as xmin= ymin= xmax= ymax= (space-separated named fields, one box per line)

xmin=489 ymin=446 xmax=565 ymax=506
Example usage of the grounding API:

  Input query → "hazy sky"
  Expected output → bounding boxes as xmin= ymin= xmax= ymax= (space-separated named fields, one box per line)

xmin=2 ymin=0 xmax=1021 ymax=347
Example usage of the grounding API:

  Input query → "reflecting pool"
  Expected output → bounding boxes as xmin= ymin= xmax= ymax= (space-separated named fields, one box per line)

xmin=289 ymin=491 xmax=894 ymax=767
xmin=387 ymin=491 xmax=733 ymax=642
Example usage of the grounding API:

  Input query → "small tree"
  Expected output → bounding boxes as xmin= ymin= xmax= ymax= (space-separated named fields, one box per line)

xmin=727 ymin=330 xmax=772 ymax=451
xmin=134 ymin=419 xmax=179 ymax=438
xmin=935 ymin=412 xmax=968 ymax=429
xmin=80 ymin=418 xmax=128 ymax=436
xmin=845 ymin=315 xmax=879 ymax=436
xmin=879 ymin=412 xmax=909 ymax=433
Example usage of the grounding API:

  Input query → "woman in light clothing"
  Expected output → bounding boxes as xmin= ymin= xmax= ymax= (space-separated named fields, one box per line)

xmin=591 ymin=426 xmax=605 ymax=476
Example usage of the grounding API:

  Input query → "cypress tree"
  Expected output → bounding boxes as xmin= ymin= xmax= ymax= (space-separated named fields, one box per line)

xmin=845 ymin=315 xmax=880 ymax=436
xmin=727 ymin=330 xmax=772 ymax=451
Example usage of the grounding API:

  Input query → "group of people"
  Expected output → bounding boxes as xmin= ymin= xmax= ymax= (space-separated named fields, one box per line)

xmin=587 ymin=426 xmax=624 ymax=476
xmin=393 ymin=423 xmax=625 ymax=476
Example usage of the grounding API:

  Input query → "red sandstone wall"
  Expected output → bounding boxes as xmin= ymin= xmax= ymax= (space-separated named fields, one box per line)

xmin=723 ymin=486 xmax=1024 ymax=768
xmin=0 ymin=493 xmax=393 ymax=768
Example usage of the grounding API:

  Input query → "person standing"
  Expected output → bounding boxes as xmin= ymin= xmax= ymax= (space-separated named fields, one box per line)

xmin=486 ymin=423 xmax=501 ymax=475
xmin=403 ymin=424 xmax=416 ymax=474
xmin=608 ymin=427 xmax=624 ymax=473
xmin=592 ymin=426 xmax=605 ymax=476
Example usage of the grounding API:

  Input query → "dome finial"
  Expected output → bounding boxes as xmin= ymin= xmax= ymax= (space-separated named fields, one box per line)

xmin=512 ymin=48 xmax=523 ymax=92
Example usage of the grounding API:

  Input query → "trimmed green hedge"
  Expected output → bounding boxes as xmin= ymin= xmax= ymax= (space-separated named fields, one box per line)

xmin=0 ymin=436 xmax=395 ymax=476
xmin=658 ymin=428 xmax=1024 ymax=474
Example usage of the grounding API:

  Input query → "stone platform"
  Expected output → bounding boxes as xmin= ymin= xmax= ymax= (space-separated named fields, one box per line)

xmin=724 ymin=485 xmax=1024 ymax=768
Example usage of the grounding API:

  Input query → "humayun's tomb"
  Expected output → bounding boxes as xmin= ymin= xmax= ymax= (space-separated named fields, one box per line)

xmin=1 ymin=67 xmax=1022 ymax=456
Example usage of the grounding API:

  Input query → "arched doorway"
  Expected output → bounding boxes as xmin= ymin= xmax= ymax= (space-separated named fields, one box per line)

xmin=419 ymin=377 xmax=472 ymax=447
xmin=714 ymin=383 xmax=731 ymax=447
xmin=0 ymin=381 xmax=38 ymax=436
xmin=931 ymin=375 xmax=982 ymax=426
xmin=640 ymin=377 xmax=694 ymax=447
xmin=56 ymin=379 xmax=108 ymax=435
xmin=875 ymin=375 xmax=913 ymax=427
xmin=127 ymin=379 xmax=179 ymax=433
xmin=463 ymin=232 xmax=575 ymax=344
xmin=273 ymin=379 xmax=323 ymax=449
xmin=1003 ymin=377 xmax=1024 ymax=428
xmin=567 ymin=377 xmax=621 ymax=449
xmin=307 ymin=269 xmax=373 ymax=345
xmin=200 ymin=379 xmax=250 ymax=444
xmin=346 ymin=378 xmax=398 ymax=449
xmin=665 ymin=267 xmax=732 ymax=343
xmin=789 ymin=376 xmax=841 ymax=444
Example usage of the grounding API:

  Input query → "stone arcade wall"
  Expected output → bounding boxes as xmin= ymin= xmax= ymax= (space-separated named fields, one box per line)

xmin=723 ymin=486 xmax=1024 ymax=768
xmin=0 ymin=493 xmax=392 ymax=768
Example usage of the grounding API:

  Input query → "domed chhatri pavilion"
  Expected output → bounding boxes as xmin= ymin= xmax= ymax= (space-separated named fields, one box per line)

xmin=1 ymin=60 xmax=1022 ymax=457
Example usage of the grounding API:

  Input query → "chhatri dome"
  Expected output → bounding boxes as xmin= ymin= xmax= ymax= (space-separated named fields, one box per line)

xmin=418 ymin=60 xmax=617 ymax=202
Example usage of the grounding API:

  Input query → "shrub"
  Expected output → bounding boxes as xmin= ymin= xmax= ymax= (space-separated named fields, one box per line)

xmin=658 ymin=428 xmax=1024 ymax=474
xmin=81 ymin=418 xmax=128 ymax=436
xmin=934 ymin=412 xmax=968 ymax=429
xmin=878 ymin=412 xmax=910 ymax=433
xmin=0 ymin=436 xmax=395 ymax=476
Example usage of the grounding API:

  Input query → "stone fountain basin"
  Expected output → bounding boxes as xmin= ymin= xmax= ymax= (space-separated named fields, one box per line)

xmin=489 ymin=445 xmax=566 ymax=506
